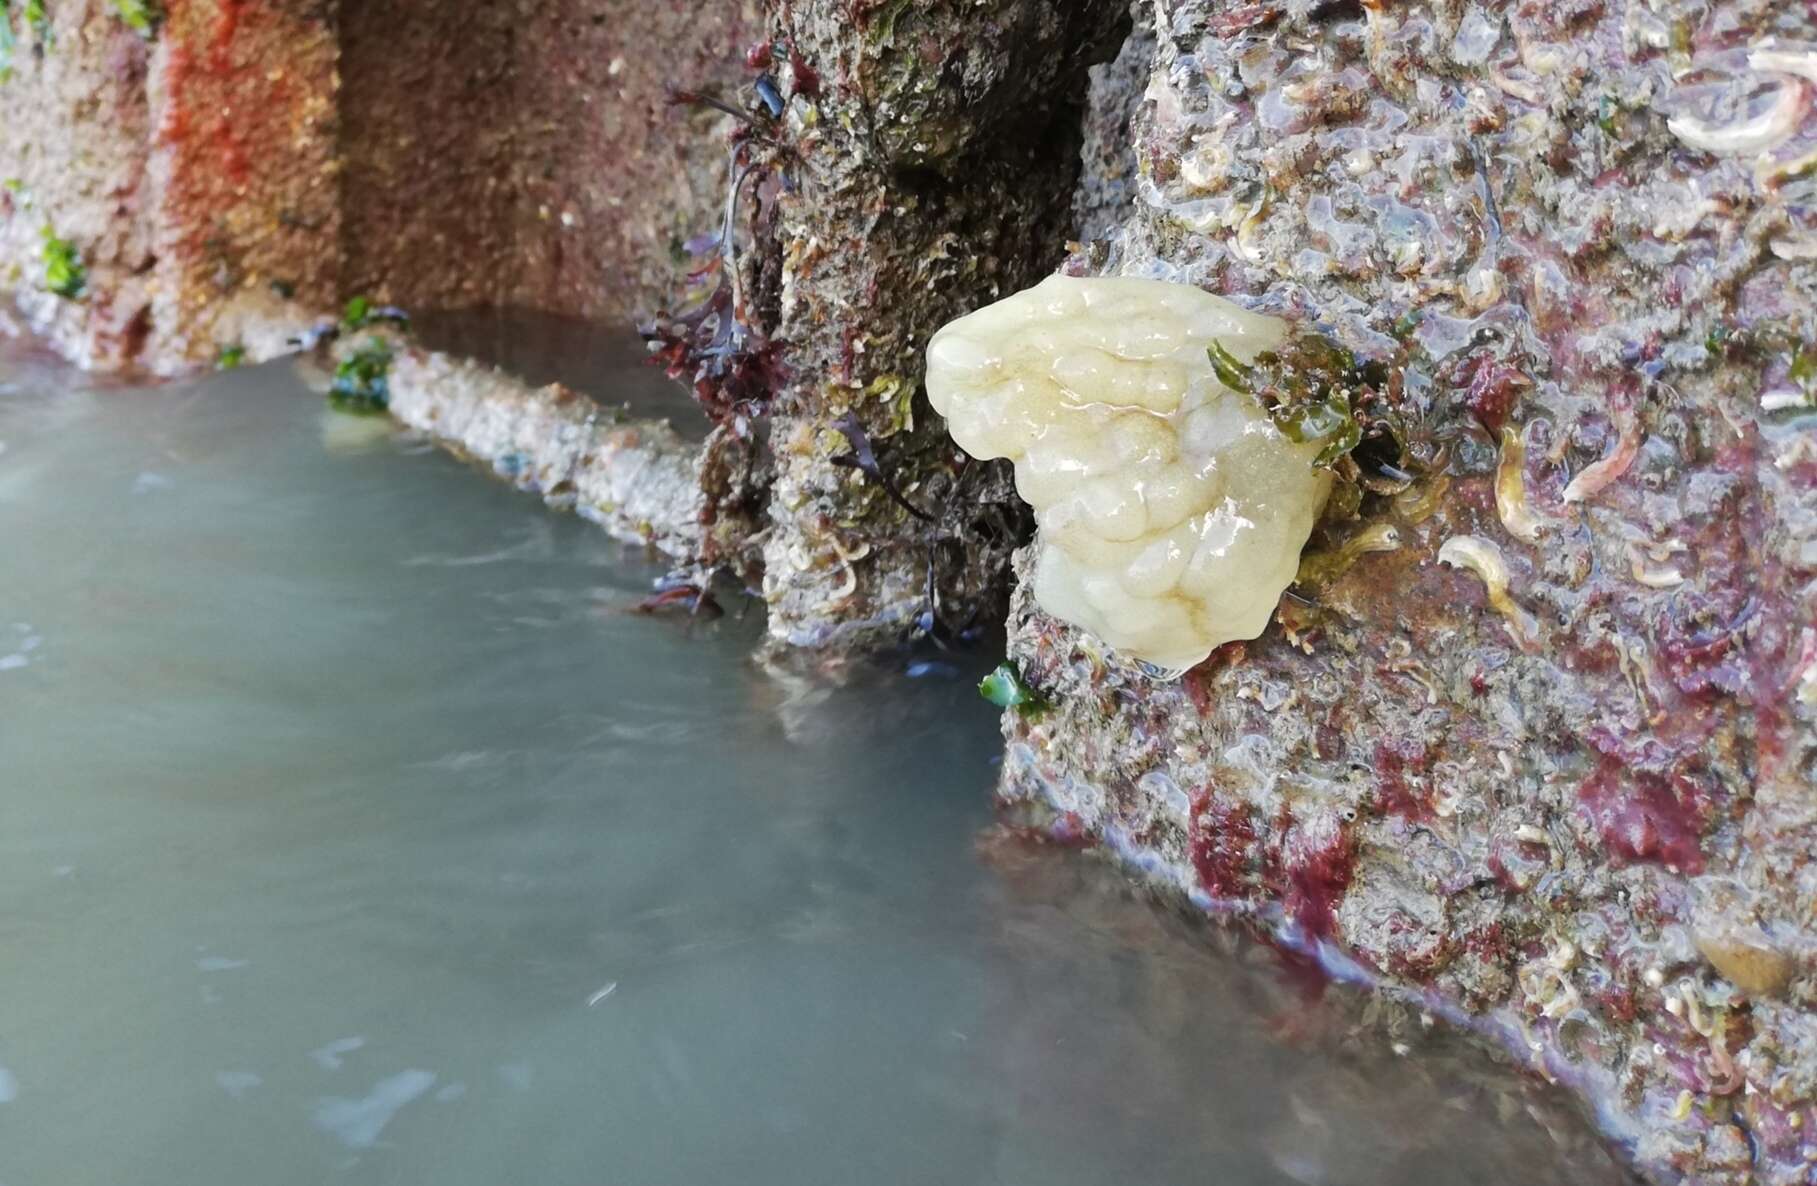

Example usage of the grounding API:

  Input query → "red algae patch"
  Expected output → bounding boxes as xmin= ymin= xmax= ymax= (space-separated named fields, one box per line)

xmin=1188 ymin=791 xmax=1258 ymax=902
xmin=1576 ymin=760 xmax=1710 ymax=875
xmin=1264 ymin=809 xmax=1356 ymax=941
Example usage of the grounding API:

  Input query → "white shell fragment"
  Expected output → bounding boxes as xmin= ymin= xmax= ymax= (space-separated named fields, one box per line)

xmin=926 ymin=274 xmax=1330 ymax=673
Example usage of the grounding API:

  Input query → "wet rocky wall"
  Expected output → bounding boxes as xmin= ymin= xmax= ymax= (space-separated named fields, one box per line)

xmin=339 ymin=0 xmax=759 ymax=322
xmin=510 ymin=2 xmax=761 ymax=322
xmin=0 ymin=0 xmax=339 ymax=371
xmin=0 ymin=0 xmax=159 ymax=369
xmin=733 ymin=0 xmax=1129 ymax=650
xmin=149 ymin=0 xmax=340 ymax=366
xmin=997 ymin=1 xmax=1817 ymax=1183
xmin=336 ymin=0 xmax=519 ymax=312
xmin=1 ymin=0 xmax=754 ymax=371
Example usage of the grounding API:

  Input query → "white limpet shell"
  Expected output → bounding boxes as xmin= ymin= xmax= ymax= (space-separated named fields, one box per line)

xmin=926 ymin=274 xmax=1330 ymax=675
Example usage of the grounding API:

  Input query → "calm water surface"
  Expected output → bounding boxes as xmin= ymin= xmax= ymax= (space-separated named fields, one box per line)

xmin=0 ymin=336 xmax=1629 ymax=1186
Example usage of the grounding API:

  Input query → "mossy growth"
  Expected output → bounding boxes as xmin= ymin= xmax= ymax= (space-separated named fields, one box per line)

xmin=1209 ymin=336 xmax=1389 ymax=469
xmin=216 ymin=342 xmax=246 ymax=370
xmin=328 ymin=338 xmax=392 ymax=415
xmin=0 ymin=0 xmax=16 ymax=81
xmin=111 ymin=0 xmax=161 ymax=37
xmin=979 ymin=662 xmax=1049 ymax=718
xmin=40 ymin=225 xmax=85 ymax=299
xmin=341 ymin=295 xmax=407 ymax=332
xmin=1791 ymin=349 xmax=1817 ymax=400
xmin=864 ymin=0 xmax=914 ymax=45
xmin=0 ymin=0 xmax=43 ymax=82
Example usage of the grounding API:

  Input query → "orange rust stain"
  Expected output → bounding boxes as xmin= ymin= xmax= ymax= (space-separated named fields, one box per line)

xmin=210 ymin=0 xmax=243 ymax=71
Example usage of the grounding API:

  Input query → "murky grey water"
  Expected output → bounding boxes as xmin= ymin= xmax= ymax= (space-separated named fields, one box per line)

xmin=0 ymin=337 xmax=1630 ymax=1186
xmin=409 ymin=308 xmax=710 ymax=441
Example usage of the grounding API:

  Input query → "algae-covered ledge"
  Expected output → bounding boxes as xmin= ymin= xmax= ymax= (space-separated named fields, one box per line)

xmin=4 ymin=1 xmax=1816 ymax=1182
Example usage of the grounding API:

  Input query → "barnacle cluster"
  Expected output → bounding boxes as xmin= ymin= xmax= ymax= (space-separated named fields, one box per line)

xmin=926 ymin=275 xmax=1331 ymax=674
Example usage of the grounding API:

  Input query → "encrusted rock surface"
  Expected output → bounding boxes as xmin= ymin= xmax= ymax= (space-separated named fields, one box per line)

xmin=2 ymin=0 xmax=752 ymax=372
xmin=376 ymin=338 xmax=702 ymax=558
xmin=1 ymin=0 xmax=160 ymax=369
xmin=341 ymin=0 xmax=758 ymax=321
xmin=510 ymin=2 xmax=762 ymax=321
xmin=147 ymin=0 xmax=341 ymax=367
xmin=728 ymin=0 xmax=1131 ymax=650
xmin=0 ymin=0 xmax=339 ymax=371
xmin=7 ymin=1 xmax=1815 ymax=1178
xmin=999 ymin=2 xmax=1817 ymax=1182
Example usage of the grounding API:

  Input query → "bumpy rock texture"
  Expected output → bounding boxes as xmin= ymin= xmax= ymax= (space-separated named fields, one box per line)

xmin=7 ymin=1 xmax=1815 ymax=1180
xmin=718 ymin=0 xmax=1131 ymax=650
xmin=1000 ymin=2 xmax=1817 ymax=1183
xmin=341 ymin=0 xmax=759 ymax=320
xmin=1 ymin=0 xmax=754 ymax=371
xmin=373 ymin=336 xmax=703 ymax=559
xmin=1 ymin=0 xmax=162 ymax=370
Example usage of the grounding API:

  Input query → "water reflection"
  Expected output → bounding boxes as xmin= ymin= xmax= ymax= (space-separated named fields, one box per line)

xmin=409 ymin=308 xmax=705 ymax=440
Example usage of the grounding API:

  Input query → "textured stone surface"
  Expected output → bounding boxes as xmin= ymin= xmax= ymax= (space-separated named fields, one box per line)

xmin=147 ymin=0 xmax=340 ymax=369
xmin=2 ymin=0 xmax=755 ymax=372
xmin=0 ymin=0 xmax=339 ymax=371
xmin=339 ymin=0 xmax=758 ymax=321
xmin=998 ymin=1 xmax=1817 ymax=1182
xmin=335 ymin=0 xmax=519 ymax=313
xmin=973 ymin=828 xmax=1632 ymax=1184
xmin=740 ymin=0 xmax=1130 ymax=650
xmin=377 ymin=336 xmax=703 ymax=558
xmin=0 ymin=0 xmax=158 ymax=369
xmin=511 ymin=2 xmax=761 ymax=321
xmin=1073 ymin=2 xmax=1154 ymax=245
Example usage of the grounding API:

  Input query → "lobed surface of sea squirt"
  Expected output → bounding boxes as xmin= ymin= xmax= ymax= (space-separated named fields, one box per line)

xmin=926 ymin=274 xmax=1330 ymax=676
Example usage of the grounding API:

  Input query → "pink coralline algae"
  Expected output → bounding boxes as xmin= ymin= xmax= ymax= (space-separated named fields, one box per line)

xmin=1576 ymin=760 xmax=1711 ymax=875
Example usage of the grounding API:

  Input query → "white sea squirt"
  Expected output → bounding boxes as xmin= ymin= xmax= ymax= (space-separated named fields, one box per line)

xmin=925 ymin=274 xmax=1330 ymax=675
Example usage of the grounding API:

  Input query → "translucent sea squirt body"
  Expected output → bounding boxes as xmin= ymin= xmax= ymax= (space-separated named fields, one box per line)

xmin=926 ymin=274 xmax=1330 ymax=674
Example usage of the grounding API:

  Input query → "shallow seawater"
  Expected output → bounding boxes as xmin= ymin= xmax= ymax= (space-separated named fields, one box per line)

xmin=409 ymin=308 xmax=709 ymax=441
xmin=0 ymin=337 xmax=1629 ymax=1186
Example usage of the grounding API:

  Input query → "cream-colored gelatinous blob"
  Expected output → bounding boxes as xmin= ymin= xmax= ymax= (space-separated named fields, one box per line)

xmin=926 ymin=274 xmax=1330 ymax=675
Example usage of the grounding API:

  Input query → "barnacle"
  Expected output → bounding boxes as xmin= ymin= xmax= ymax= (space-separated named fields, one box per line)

xmin=1696 ymin=925 xmax=1795 ymax=998
xmin=1438 ymin=534 xmax=1540 ymax=651
xmin=1496 ymin=426 xmax=1543 ymax=542
xmin=1667 ymin=80 xmax=1803 ymax=154
xmin=1628 ymin=543 xmax=1685 ymax=589
xmin=1562 ymin=414 xmax=1640 ymax=504
xmin=1663 ymin=42 xmax=1817 ymax=185
xmin=1295 ymin=520 xmax=1401 ymax=588
xmin=926 ymin=275 xmax=1331 ymax=674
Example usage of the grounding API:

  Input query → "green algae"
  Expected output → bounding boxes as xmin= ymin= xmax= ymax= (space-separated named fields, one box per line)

xmin=41 ymin=225 xmax=84 ymax=299
xmin=112 ymin=0 xmax=161 ymax=37
xmin=979 ymin=662 xmax=1049 ymax=718
xmin=329 ymin=338 xmax=393 ymax=414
